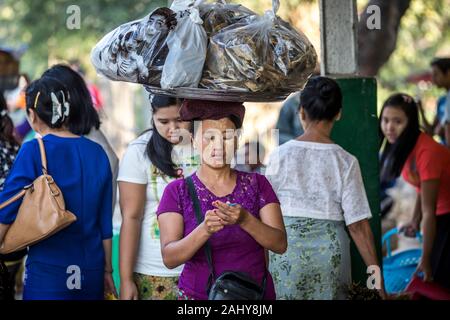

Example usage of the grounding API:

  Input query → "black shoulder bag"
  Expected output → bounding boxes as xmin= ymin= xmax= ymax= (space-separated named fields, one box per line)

xmin=185 ymin=176 xmax=267 ymax=300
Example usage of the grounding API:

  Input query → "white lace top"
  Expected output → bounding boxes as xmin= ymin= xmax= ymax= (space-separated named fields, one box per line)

xmin=265 ymin=140 xmax=372 ymax=225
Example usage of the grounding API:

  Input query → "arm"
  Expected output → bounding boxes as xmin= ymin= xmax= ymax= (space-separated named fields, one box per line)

xmin=348 ymin=219 xmax=386 ymax=298
xmin=103 ymin=238 xmax=117 ymax=297
xmin=158 ymin=211 xmax=223 ymax=269
xmin=212 ymin=201 xmax=287 ymax=254
xmin=401 ymin=194 xmax=422 ymax=237
xmin=445 ymin=123 xmax=450 ymax=148
xmin=99 ymin=166 xmax=115 ymax=296
xmin=240 ymin=204 xmax=287 ymax=254
xmin=348 ymin=219 xmax=379 ymax=268
xmin=0 ymin=224 xmax=10 ymax=247
xmin=118 ymin=181 xmax=146 ymax=299
xmin=416 ymin=179 xmax=439 ymax=281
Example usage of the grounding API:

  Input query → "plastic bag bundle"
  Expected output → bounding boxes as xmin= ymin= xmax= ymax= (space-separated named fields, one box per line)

xmin=91 ymin=7 xmax=177 ymax=85
xmin=198 ymin=0 xmax=256 ymax=37
xmin=200 ymin=0 xmax=317 ymax=92
xmin=160 ymin=1 xmax=208 ymax=89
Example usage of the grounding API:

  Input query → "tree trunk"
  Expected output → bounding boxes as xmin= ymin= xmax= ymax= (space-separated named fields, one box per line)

xmin=358 ymin=0 xmax=411 ymax=76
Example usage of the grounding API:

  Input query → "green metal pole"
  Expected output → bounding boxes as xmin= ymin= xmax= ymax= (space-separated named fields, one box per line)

xmin=332 ymin=77 xmax=382 ymax=285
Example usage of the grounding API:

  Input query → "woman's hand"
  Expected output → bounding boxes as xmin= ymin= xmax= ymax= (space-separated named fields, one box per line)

xmin=400 ymin=220 xmax=420 ymax=238
xmin=104 ymin=271 xmax=118 ymax=299
xmin=120 ymin=279 xmax=139 ymax=300
xmin=211 ymin=201 xmax=248 ymax=226
xmin=377 ymin=280 xmax=388 ymax=300
xmin=415 ymin=258 xmax=433 ymax=282
xmin=202 ymin=210 xmax=225 ymax=235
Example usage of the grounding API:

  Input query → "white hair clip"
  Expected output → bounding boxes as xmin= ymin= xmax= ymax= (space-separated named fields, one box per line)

xmin=50 ymin=91 xmax=70 ymax=125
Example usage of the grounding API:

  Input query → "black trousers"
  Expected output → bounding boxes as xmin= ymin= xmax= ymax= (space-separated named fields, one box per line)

xmin=431 ymin=213 xmax=450 ymax=290
xmin=0 ymin=260 xmax=22 ymax=300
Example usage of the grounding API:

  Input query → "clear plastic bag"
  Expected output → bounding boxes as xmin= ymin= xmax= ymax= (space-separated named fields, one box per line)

xmin=198 ymin=0 xmax=256 ymax=37
xmin=200 ymin=0 xmax=317 ymax=92
xmin=91 ymin=7 xmax=177 ymax=85
xmin=160 ymin=2 xmax=208 ymax=89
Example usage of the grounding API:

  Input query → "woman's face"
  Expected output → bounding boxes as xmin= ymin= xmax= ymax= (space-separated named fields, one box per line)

xmin=153 ymin=105 xmax=190 ymax=144
xmin=381 ymin=106 xmax=409 ymax=144
xmin=194 ymin=118 xmax=238 ymax=169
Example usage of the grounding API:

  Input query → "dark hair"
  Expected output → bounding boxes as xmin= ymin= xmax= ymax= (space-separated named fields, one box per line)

xmin=42 ymin=64 xmax=100 ymax=135
xmin=379 ymin=93 xmax=421 ymax=183
xmin=146 ymin=95 xmax=183 ymax=178
xmin=431 ymin=57 xmax=450 ymax=74
xmin=0 ymin=93 xmax=17 ymax=145
xmin=25 ymin=77 xmax=71 ymax=129
xmin=300 ymin=76 xmax=343 ymax=121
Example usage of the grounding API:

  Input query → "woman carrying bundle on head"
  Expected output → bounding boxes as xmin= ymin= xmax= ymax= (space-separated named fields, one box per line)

xmin=156 ymin=99 xmax=287 ymax=300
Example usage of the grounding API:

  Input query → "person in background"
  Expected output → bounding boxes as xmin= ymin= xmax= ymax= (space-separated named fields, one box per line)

xmin=380 ymin=93 xmax=450 ymax=290
xmin=4 ymin=74 xmax=34 ymax=143
xmin=234 ymin=141 xmax=266 ymax=174
xmin=69 ymin=60 xmax=104 ymax=112
xmin=118 ymin=95 xmax=198 ymax=300
xmin=275 ymin=92 xmax=304 ymax=145
xmin=266 ymin=76 xmax=385 ymax=300
xmin=157 ymin=99 xmax=287 ymax=300
xmin=0 ymin=92 xmax=26 ymax=300
xmin=0 ymin=75 xmax=115 ymax=300
xmin=430 ymin=57 xmax=450 ymax=146
xmin=42 ymin=65 xmax=119 ymax=210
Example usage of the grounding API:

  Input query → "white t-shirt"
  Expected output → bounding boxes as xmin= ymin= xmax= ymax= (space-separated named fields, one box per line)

xmin=117 ymin=131 xmax=199 ymax=276
xmin=265 ymin=140 xmax=372 ymax=226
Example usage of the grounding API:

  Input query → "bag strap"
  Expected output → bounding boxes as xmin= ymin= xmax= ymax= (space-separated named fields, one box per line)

xmin=0 ymin=137 xmax=48 ymax=210
xmin=185 ymin=176 xmax=215 ymax=294
xmin=0 ymin=189 xmax=27 ymax=210
xmin=36 ymin=137 xmax=48 ymax=175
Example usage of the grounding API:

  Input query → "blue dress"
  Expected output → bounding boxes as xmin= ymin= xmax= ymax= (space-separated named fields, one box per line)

xmin=0 ymin=134 xmax=113 ymax=300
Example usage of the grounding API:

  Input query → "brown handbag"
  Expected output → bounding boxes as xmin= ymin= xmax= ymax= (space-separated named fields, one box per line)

xmin=0 ymin=138 xmax=77 ymax=254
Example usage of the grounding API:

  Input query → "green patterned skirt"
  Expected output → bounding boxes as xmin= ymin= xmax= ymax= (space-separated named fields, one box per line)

xmin=269 ymin=216 xmax=351 ymax=300
xmin=133 ymin=273 xmax=179 ymax=300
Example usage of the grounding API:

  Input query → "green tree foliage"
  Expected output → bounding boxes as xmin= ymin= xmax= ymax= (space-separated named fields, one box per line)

xmin=0 ymin=0 xmax=167 ymax=78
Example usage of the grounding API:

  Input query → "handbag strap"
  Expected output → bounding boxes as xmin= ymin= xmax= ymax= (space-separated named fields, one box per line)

xmin=0 ymin=137 xmax=48 ymax=210
xmin=185 ymin=176 xmax=215 ymax=293
xmin=36 ymin=137 xmax=48 ymax=175
xmin=0 ymin=189 xmax=27 ymax=210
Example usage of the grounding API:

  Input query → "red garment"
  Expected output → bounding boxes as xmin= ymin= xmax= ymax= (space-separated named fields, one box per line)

xmin=88 ymin=84 xmax=103 ymax=111
xmin=402 ymin=133 xmax=450 ymax=216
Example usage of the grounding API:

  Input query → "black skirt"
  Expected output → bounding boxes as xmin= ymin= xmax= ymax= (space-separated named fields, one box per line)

xmin=431 ymin=213 xmax=450 ymax=289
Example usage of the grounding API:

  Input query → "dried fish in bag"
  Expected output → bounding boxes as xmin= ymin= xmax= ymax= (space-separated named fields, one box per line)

xmin=201 ymin=0 xmax=317 ymax=92
xmin=91 ymin=7 xmax=177 ymax=85
xmin=198 ymin=0 xmax=256 ymax=37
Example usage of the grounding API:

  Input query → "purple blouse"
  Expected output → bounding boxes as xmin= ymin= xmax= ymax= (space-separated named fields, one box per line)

xmin=157 ymin=170 xmax=280 ymax=300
